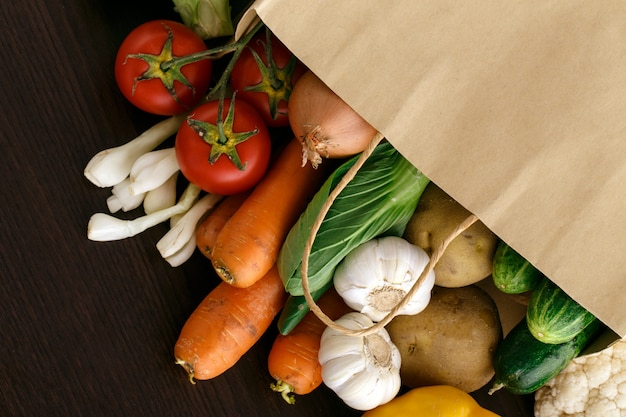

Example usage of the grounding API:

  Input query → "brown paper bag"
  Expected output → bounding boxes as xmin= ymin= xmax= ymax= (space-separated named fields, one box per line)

xmin=237 ymin=0 xmax=626 ymax=337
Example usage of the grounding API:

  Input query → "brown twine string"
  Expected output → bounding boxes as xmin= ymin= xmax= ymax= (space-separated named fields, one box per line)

xmin=299 ymin=132 xmax=479 ymax=337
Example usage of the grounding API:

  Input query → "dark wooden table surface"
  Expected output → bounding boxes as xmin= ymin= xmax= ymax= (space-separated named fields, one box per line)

xmin=0 ymin=1 xmax=535 ymax=416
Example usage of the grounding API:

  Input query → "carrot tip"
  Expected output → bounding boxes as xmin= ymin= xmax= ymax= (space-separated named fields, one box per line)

xmin=214 ymin=265 xmax=235 ymax=285
xmin=175 ymin=358 xmax=196 ymax=385
xmin=270 ymin=379 xmax=296 ymax=404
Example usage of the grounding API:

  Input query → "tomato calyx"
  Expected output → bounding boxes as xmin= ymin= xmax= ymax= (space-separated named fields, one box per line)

xmin=242 ymin=29 xmax=299 ymax=121
xmin=124 ymin=22 xmax=205 ymax=107
xmin=187 ymin=95 xmax=259 ymax=171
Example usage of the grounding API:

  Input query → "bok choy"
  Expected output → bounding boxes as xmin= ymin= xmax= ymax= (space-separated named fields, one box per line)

xmin=277 ymin=140 xmax=430 ymax=300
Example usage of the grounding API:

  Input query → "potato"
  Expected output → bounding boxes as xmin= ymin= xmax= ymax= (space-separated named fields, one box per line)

xmin=403 ymin=183 xmax=498 ymax=287
xmin=475 ymin=277 xmax=530 ymax=336
xmin=386 ymin=285 xmax=502 ymax=393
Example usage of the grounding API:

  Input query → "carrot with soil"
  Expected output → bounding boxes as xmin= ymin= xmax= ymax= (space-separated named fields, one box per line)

xmin=195 ymin=191 xmax=250 ymax=259
xmin=268 ymin=287 xmax=353 ymax=403
xmin=174 ymin=265 xmax=287 ymax=382
xmin=210 ymin=137 xmax=330 ymax=288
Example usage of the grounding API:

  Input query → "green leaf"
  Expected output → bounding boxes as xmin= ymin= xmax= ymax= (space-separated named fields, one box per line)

xmin=276 ymin=281 xmax=333 ymax=335
xmin=172 ymin=0 xmax=234 ymax=40
xmin=277 ymin=141 xmax=430 ymax=296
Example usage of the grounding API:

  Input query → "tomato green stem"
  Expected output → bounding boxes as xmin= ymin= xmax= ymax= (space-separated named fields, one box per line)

xmin=204 ymin=21 xmax=265 ymax=102
xmin=159 ymin=20 xmax=264 ymax=82
xmin=260 ymin=28 xmax=285 ymax=91
xmin=216 ymin=96 xmax=228 ymax=144
xmin=240 ymin=26 xmax=299 ymax=121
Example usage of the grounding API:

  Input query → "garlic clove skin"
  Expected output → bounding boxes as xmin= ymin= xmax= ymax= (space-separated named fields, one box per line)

xmin=319 ymin=312 xmax=402 ymax=411
xmin=333 ymin=236 xmax=436 ymax=322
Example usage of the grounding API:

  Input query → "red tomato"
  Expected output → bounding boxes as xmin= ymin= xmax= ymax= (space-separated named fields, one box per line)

xmin=175 ymin=98 xmax=271 ymax=195
xmin=230 ymin=30 xmax=306 ymax=127
xmin=114 ymin=20 xmax=212 ymax=116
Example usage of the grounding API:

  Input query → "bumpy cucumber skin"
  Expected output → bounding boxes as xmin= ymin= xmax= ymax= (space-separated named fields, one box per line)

xmin=526 ymin=278 xmax=597 ymax=344
xmin=492 ymin=241 xmax=545 ymax=294
xmin=490 ymin=317 xmax=603 ymax=395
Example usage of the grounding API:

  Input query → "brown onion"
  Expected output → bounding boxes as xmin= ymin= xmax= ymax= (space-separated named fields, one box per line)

xmin=288 ymin=70 xmax=378 ymax=168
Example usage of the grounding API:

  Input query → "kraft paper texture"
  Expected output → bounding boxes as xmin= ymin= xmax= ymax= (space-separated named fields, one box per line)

xmin=238 ymin=0 xmax=626 ymax=336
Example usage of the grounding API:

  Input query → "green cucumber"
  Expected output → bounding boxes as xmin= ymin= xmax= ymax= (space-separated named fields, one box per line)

xmin=526 ymin=278 xmax=597 ymax=344
xmin=492 ymin=240 xmax=545 ymax=294
xmin=489 ymin=316 xmax=604 ymax=395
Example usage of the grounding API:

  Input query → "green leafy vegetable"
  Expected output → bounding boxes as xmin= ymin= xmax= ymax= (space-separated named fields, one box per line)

xmin=277 ymin=141 xmax=430 ymax=297
xmin=172 ymin=0 xmax=234 ymax=40
xmin=277 ymin=282 xmax=333 ymax=335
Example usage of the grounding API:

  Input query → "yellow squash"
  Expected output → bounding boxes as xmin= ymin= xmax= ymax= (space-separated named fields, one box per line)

xmin=362 ymin=385 xmax=501 ymax=417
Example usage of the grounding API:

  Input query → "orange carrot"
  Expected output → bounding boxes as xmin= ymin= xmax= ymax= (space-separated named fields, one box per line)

xmin=267 ymin=287 xmax=353 ymax=403
xmin=195 ymin=191 xmax=250 ymax=260
xmin=174 ymin=265 xmax=287 ymax=382
xmin=210 ymin=137 xmax=330 ymax=288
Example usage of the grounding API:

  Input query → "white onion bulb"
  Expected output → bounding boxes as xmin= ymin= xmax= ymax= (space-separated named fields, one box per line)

xmin=288 ymin=70 xmax=378 ymax=168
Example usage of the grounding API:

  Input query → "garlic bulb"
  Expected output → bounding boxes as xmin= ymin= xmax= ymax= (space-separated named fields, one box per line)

xmin=318 ymin=312 xmax=402 ymax=411
xmin=333 ymin=236 xmax=435 ymax=322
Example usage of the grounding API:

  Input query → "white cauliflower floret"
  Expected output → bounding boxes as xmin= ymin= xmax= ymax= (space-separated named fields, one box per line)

xmin=534 ymin=337 xmax=626 ymax=417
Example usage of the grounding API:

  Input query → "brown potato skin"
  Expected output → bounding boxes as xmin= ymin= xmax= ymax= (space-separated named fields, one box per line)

xmin=403 ymin=183 xmax=498 ymax=287
xmin=386 ymin=285 xmax=502 ymax=393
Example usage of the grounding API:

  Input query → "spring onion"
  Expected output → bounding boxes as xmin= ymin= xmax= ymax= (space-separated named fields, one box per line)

xmin=84 ymin=114 xmax=185 ymax=188
xmin=143 ymin=172 xmax=179 ymax=214
xmin=157 ymin=193 xmax=223 ymax=259
xmin=87 ymin=183 xmax=201 ymax=241
xmin=128 ymin=147 xmax=180 ymax=196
